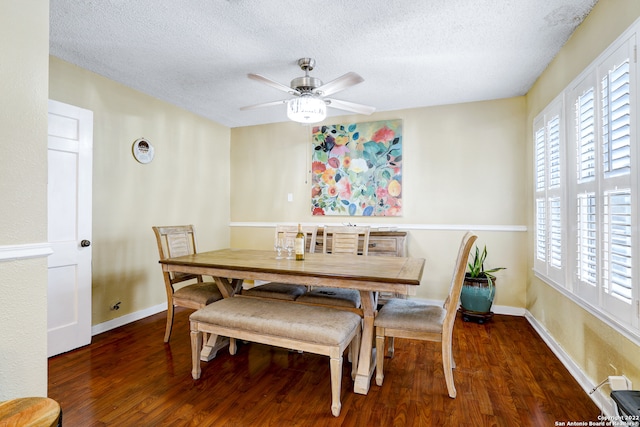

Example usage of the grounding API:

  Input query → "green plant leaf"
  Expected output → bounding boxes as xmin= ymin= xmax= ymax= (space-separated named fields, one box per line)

xmin=466 ymin=245 xmax=506 ymax=283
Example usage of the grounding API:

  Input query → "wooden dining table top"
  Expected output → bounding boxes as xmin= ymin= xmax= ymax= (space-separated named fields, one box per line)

xmin=160 ymin=248 xmax=425 ymax=292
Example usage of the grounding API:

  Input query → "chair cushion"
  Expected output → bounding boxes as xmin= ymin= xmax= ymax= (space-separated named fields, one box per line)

xmin=296 ymin=287 xmax=361 ymax=308
xmin=374 ymin=299 xmax=445 ymax=333
xmin=190 ymin=297 xmax=361 ymax=346
xmin=174 ymin=282 xmax=222 ymax=305
xmin=241 ymin=283 xmax=307 ymax=301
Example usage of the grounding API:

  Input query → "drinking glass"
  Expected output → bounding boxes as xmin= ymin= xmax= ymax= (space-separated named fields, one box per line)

xmin=285 ymin=237 xmax=295 ymax=259
xmin=274 ymin=236 xmax=284 ymax=259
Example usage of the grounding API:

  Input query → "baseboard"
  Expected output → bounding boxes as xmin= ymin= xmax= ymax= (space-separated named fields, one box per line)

xmin=492 ymin=304 xmax=526 ymax=316
xmin=91 ymin=303 xmax=166 ymax=336
xmin=524 ymin=311 xmax=613 ymax=416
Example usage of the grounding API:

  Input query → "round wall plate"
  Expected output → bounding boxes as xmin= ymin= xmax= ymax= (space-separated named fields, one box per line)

xmin=132 ymin=138 xmax=154 ymax=164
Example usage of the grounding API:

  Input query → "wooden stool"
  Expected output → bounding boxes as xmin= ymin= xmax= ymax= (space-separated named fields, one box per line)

xmin=0 ymin=397 xmax=61 ymax=427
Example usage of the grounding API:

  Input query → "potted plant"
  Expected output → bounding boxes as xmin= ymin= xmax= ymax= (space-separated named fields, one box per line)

xmin=460 ymin=245 xmax=505 ymax=323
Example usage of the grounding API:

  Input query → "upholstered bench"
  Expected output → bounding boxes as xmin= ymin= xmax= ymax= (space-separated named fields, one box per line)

xmin=190 ymin=297 xmax=362 ymax=417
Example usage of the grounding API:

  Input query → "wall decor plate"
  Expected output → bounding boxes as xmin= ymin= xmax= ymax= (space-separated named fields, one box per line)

xmin=132 ymin=138 xmax=154 ymax=164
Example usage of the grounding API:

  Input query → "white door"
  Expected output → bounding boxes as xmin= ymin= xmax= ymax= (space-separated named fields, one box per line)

xmin=47 ymin=100 xmax=93 ymax=357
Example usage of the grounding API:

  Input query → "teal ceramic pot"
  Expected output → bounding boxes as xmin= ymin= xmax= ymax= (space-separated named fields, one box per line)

xmin=460 ymin=274 xmax=496 ymax=314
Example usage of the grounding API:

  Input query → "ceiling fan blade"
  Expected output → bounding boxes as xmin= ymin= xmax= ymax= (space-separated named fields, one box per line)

xmin=248 ymin=73 xmax=300 ymax=95
xmin=314 ymin=72 xmax=364 ymax=97
xmin=240 ymin=99 xmax=288 ymax=111
xmin=325 ymin=98 xmax=375 ymax=115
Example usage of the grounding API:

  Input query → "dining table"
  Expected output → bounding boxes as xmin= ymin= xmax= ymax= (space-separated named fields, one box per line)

xmin=160 ymin=248 xmax=425 ymax=395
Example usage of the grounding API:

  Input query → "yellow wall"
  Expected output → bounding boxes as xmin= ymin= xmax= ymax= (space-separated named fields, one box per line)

xmin=0 ymin=0 xmax=49 ymax=399
xmin=230 ymin=99 xmax=529 ymax=306
xmin=49 ymin=57 xmax=231 ymax=325
xmin=6 ymin=0 xmax=636 ymax=404
xmin=526 ymin=0 xmax=640 ymax=396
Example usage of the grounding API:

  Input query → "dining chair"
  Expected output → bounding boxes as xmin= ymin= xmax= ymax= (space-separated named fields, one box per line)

xmin=296 ymin=225 xmax=371 ymax=309
xmin=240 ymin=225 xmax=318 ymax=300
xmin=322 ymin=225 xmax=371 ymax=255
xmin=152 ymin=225 xmax=223 ymax=343
xmin=374 ymin=231 xmax=477 ymax=398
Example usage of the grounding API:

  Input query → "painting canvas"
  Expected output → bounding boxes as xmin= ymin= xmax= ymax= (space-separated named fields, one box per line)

xmin=311 ymin=119 xmax=402 ymax=216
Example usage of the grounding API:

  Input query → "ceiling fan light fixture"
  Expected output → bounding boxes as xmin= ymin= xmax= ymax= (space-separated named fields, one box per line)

xmin=287 ymin=95 xmax=326 ymax=124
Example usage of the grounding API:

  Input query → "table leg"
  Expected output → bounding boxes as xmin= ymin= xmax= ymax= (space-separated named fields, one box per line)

xmin=213 ymin=277 xmax=244 ymax=298
xmin=354 ymin=290 xmax=377 ymax=395
xmin=200 ymin=333 xmax=230 ymax=361
xmin=198 ymin=277 xmax=242 ymax=361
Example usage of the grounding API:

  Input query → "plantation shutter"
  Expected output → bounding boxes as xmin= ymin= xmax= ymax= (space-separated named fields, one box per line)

xmin=533 ymin=103 xmax=563 ymax=279
xmin=536 ymin=198 xmax=546 ymax=263
xmin=603 ymin=190 xmax=632 ymax=303
xmin=534 ymin=119 xmax=547 ymax=270
xmin=576 ymin=192 xmax=597 ymax=287
xmin=572 ymin=75 xmax=599 ymax=302
xmin=535 ymin=127 xmax=546 ymax=191
xmin=571 ymin=82 xmax=599 ymax=302
xmin=577 ymin=88 xmax=596 ymax=183
xmin=548 ymin=116 xmax=561 ymax=189
xmin=602 ymin=59 xmax=631 ymax=178
xmin=599 ymin=43 xmax=634 ymax=321
xmin=548 ymin=115 xmax=563 ymax=272
xmin=550 ymin=197 xmax=562 ymax=269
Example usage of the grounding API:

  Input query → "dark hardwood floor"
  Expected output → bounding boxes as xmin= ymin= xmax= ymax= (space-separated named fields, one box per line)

xmin=48 ymin=308 xmax=601 ymax=426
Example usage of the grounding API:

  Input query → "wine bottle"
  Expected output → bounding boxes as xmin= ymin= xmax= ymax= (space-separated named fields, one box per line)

xmin=295 ymin=224 xmax=305 ymax=261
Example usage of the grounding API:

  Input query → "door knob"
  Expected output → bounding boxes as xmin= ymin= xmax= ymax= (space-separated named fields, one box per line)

xmin=80 ymin=240 xmax=91 ymax=247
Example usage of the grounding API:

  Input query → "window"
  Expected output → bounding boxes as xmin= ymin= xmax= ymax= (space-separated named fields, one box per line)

xmin=534 ymin=28 xmax=639 ymax=336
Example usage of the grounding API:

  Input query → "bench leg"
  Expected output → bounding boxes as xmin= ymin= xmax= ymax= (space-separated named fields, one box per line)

xmin=229 ymin=337 xmax=237 ymax=355
xmin=329 ymin=354 xmax=343 ymax=417
xmin=375 ymin=331 xmax=385 ymax=386
xmin=191 ymin=329 xmax=203 ymax=379
xmin=351 ymin=326 xmax=361 ymax=382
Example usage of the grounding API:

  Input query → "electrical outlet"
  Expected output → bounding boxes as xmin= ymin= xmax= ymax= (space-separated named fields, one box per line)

xmin=609 ymin=375 xmax=632 ymax=390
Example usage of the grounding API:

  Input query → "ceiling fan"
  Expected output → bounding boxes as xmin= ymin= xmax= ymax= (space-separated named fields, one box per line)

xmin=240 ymin=58 xmax=376 ymax=124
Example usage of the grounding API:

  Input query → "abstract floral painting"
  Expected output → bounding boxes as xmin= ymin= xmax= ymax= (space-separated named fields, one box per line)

xmin=311 ymin=119 xmax=402 ymax=216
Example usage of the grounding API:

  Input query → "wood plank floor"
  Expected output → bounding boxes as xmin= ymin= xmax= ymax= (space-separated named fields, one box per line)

xmin=48 ymin=308 xmax=601 ymax=426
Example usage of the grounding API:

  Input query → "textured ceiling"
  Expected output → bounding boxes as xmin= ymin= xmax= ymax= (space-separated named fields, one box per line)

xmin=49 ymin=0 xmax=597 ymax=128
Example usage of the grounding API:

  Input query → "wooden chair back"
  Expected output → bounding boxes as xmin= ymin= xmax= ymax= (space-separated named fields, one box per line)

xmin=153 ymin=225 xmax=203 ymax=286
xmin=153 ymin=224 xmax=224 ymax=342
xmin=275 ymin=225 xmax=318 ymax=254
xmin=442 ymin=232 xmax=478 ymax=331
xmin=322 ymin=226 xmax=371 ymax=255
